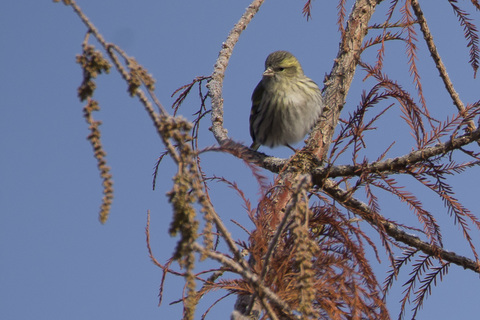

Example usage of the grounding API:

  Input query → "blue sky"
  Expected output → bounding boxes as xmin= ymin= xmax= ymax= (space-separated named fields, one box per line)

xmin=1 ymin=1 xmax=480 ymax=319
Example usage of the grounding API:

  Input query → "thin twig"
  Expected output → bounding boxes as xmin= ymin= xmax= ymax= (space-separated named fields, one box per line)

xmin=67 ymin=0 xmax=176 ymax=162
xmin=410 ymin=0 xmax=476 ymax=131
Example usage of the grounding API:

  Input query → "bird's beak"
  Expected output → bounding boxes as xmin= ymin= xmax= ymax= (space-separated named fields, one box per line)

xmin=263 ymin=67 xmax=274 ymax=77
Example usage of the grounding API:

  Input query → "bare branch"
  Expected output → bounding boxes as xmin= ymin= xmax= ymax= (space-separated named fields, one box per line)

xmin=411 ymin=0 xmax=476 ymax=132
xmin=313 ymin=126 xmax=480 ymax=179
xmin=207 ymin=0 xmax=265 ymax=146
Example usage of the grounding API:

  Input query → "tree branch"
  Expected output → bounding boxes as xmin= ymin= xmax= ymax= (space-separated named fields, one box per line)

xmin=312 ymin=126 xmax=480 ymax=179
xmin=306 ymin=0 xmax=385 ymax=160
xmin=321 ymin=179 xmax=480 ymax=273
xmin=235 ymin=118 xmax=480 ymax=181
xmin=207 ymin=0 xmax=265 ymax=146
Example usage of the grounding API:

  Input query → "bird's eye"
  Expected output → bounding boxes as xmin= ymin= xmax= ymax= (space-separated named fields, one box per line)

xmin=278 ymin=67 xmax=285 ymax=71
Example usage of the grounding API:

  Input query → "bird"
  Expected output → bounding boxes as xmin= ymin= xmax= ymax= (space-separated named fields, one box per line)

xmin=249 ymin=50 xmax=324 ymax=151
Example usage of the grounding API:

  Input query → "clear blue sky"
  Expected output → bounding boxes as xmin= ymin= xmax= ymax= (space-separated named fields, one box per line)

xmin=1 ymin=1 xmax=480 ymax=319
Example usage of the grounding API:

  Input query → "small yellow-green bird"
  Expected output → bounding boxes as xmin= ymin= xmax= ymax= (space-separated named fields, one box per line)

xmin=249 ymin=51 xmax=324 ymax=151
